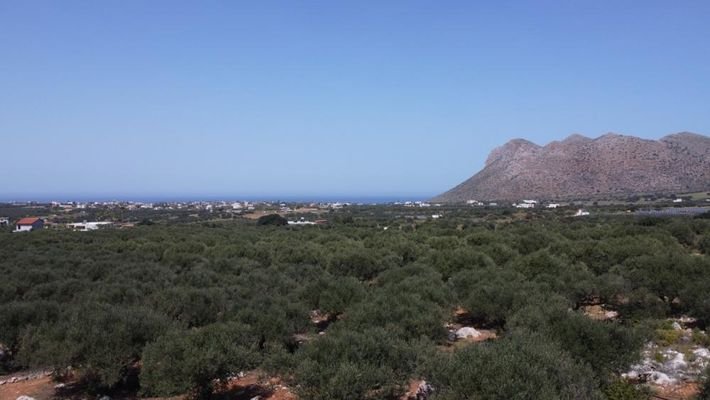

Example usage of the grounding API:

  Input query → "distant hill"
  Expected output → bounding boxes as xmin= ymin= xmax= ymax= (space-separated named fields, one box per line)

xmin=432 ymin=132 xmax=710 ymax=202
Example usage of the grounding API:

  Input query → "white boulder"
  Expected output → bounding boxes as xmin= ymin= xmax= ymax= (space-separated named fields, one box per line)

xmin=693 ymin=347 xmax=710 ymax=359
xmin=663 ymin=350 xmax=687 ymax=371
xmin=455 ymin=327 xmax=481 ymax=339
xmin=648 ymin=371 xmax=675 ymax=386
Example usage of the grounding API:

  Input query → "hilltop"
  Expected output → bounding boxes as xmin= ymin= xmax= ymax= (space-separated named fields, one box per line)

xmin=432 ymin=132 xmax=710 ymax=202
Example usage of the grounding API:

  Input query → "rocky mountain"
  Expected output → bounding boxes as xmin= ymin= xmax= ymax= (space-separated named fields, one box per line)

xmin=432 ymin=132 xmax=710 ymax=202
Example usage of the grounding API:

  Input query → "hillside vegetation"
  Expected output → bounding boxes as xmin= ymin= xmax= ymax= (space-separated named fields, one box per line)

xmin=1 ymin=209 xmax=710 ymax=399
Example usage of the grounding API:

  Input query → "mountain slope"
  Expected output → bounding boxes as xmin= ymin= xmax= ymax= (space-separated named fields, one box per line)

xmin=432 ymin=132 xmax=710 ymax=202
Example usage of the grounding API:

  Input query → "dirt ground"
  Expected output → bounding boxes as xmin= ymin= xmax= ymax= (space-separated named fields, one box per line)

xmin=581 ymin=304 xmax=619 ymax=321
xmin=219 ymin=372 xmax=297 ymax=400
xmin=241 ymin=210 xmax=281 ymax=220
xmin=650 ymin=381 xmax=700 ymax=400
xmin=0 ymin=370 xmax=297 ymax=400
xmin=0 ymin=374 xmax=55 ymax=400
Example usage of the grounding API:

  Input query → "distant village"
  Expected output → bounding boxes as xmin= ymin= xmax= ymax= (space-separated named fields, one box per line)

xmin=1 ymin=193 xmax=709 ymax=233
xmin=0 ymin=199 xmax=372 ymax=233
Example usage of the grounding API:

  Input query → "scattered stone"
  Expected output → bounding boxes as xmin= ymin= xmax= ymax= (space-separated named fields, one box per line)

xmin=624 ymin=370 xmax=639 ymax=381
xmin=249 ymin=396 xmax=261 ymax=400
xmin=671 ymin=322 xmax=682 ymax=331
xmin=662 ymin=350 xmax=686 ymax=372
xmin=98 ymin=396 xmax=111 ymax=400
xmin=693 ymin=348 xmax=710 ymax=359
xmin=413 ymin=381 xmax=434 ymax=399
xmin=623 ymin=340 xmax=710 ymax=389
xmin=16 ymin=396 xmax=37 ymax=400
xmin=455 ymin=327 xmax=481 ymax=339
xmin=401 ymin=379 xmax=434 ymax=400
xmin=678 ymin=316 xmax=699 ymax=329
xmin=649 ymin=371 xmax=675 ymax=386
xmin=54 ymin=383 xmax=66 ymax=389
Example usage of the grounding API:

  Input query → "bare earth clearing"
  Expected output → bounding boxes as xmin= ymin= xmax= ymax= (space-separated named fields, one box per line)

xmin=0 ymin=370 xmax=296 ymax=400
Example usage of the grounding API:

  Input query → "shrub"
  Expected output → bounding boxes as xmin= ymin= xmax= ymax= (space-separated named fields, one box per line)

xmin=507 ymin=302 xmax=644 ymax=380
xmin=18 ymin=304 xmax=169 ymax=390
xmin=427 ymin=333 xmax=604 ymax=399
xmin=141 ymin=322 xmax=260 ymax=399
xmin=700 ymin=366 xmax=710 ymax=400
xmin=256 ymin=214 xmax=287 ymax=226
xmin=603 ymin=379 xmax=647 ymax=400
xmin=293 ymin=328 xmax=417 ymax=400
xmin=700 ymin=234 xmax=710 ymax=254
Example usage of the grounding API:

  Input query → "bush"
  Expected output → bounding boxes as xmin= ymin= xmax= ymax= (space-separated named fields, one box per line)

xmin=293 ymin=328 xmax=417 ymax=400
xmin=427 ymin=333 xmax=604 ymax=399
xmin=343 ymin=291 xmax=448 ymax=341
xmin=256 ymin=214 xmax=287 ymax=226
xmin=449 ymin=267 xmax=536 ymax=327
xmin=700 ymin=366 xmax=710 ymax=400
xmin=141 ymin=322 xmax=260 ymax=399
xmin=603 ymin=379 xmax=647 ymax=400
xmin=700 ymin=234 xmax=710 ymax=254
xmin=507 ymin=302 xmax=644 ymax=379
xmin=327 ymin=247 xmax=384 ymax=280
xmin=18 ymin=304 xmax=169 ymax=390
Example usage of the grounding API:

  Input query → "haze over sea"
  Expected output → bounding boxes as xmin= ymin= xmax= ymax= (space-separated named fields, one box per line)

xmin=0 ymin=194 xmax=427 ymax=204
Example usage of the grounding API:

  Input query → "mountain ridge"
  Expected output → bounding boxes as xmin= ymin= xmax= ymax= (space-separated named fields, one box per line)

xmin=433 ymin=132 xmax=710 ymax=202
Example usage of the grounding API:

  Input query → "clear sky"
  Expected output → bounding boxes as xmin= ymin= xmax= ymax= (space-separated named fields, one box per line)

xmin=2 ymin=1 xmax=709 ymax=201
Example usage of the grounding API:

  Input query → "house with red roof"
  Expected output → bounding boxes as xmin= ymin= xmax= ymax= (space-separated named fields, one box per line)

xmin=14 ymin=217 xmax=44 ymax=232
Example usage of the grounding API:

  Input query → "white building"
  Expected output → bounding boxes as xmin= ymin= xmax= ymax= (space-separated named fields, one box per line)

xmin=288 ymin=218 xmax=316 ymax=226
xmin=67 ymin=221 xmax=113 ymax=231
xmin=0 ymin=217 xmax=9 ymax=227
xmin=14 ymin=217 xmax=44 ymax=232
xmin=514 ymin=200 xmax=538 ymax=209
xmin=547 ymin=203 xmax=560 ymax=209
xmin=574 ymin=209 xmax=590 ymax=217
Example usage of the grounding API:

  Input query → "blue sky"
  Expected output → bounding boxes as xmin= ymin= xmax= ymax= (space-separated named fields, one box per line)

xmin=2 ymin=1 xmax=709 ymax=200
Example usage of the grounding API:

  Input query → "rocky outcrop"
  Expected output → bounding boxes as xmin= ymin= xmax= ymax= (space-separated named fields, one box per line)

xmin=433 ymin=132 xmax=710 ymax=202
